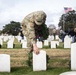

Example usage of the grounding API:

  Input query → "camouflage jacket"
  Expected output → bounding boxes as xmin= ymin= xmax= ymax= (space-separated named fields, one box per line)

xmin=21 ymin=11 xmax=46 ymax=47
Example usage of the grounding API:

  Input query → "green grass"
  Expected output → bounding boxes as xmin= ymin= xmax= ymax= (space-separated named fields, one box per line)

xmin=0 ymin=38 xmax=71 ymax=75
xmin=0 ymin=49 xmax=70 ymax=75
xmin=13 ymin=44 xmax=22 ymax=49
xmin=0 ymin=67 xmax=70 ymax=75
xmin=1 ymin=44 xmax=22 ymax=49
xmin=1 ymin=44 xmax=7 ymax=49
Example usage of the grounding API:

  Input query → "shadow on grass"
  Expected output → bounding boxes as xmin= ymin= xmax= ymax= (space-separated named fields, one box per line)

xmin=11 ymin=66 xmax=32 ymax=73
xmin=0 ymin=67 xmax=70 ymax=75
xmin=11 ymin=67 xmax=25 ymax=72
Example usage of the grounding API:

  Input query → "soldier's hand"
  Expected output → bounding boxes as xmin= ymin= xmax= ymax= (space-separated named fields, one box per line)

xmin=33 ymin=44 xmax=40 ymax=54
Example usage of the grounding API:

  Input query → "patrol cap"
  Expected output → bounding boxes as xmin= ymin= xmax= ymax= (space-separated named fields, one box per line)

xmin=34 ymin=11 xmax=46 ymax=25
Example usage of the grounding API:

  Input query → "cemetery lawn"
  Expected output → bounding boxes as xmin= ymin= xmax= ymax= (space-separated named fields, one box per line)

xmin=0 ymin=49 xmax=71 ymax=75
xmin=0 ymin=67 xmax=70 ymax=75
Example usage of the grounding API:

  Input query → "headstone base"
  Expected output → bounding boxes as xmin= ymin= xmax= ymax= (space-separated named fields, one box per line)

xmin=60 ymin=71 xmax=76 ymax=75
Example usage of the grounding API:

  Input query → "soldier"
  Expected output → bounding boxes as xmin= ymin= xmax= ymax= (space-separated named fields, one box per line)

xmin=21 ymin=11 xmax=47 ymax=66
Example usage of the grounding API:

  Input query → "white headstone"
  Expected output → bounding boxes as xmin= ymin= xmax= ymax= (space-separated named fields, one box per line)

xmin=64 ymin=35 xmax=71 ymax=48
xmin=51 ymin=41 xmax=59 ymax=48
xmin=21 ymin=40 xmax=27 ymax=48
xmin=44 ymin=40 xmax=49 ymax=46
xmin=8 ymin=35 xmax=14 ymax=40
xmin=7 ymin=39 xmax=13 ymax=48
xmin=0 ymin=35 xmax=4 ymax=39
xmin=36 ymin=40 xmax=43 ymax=48
xmin=47 ymin=35 xmax=54 ymax=42
xmin=3 ymin=36 xmax=8 ymax=42
xmin=0 ymin=54 xmax=10 ymax=72
xmin=50 ymin=35 xmax=54 ymax=41
xmin=55 ymin=35 xmax=59 ymax=40
xmin=71 ymin=43 xmax=76 ymax=70
xmin=33 ymin=50 xmax=46 ymax=71
xmin=20 ymin=39 xmax=24 ymax=44
xmin=60 ymin=71 xmax=76 ymax=75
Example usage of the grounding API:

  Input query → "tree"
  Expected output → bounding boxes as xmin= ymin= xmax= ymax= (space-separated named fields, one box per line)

xmin=58 ymin=10 xmax=76 ymax=32
xmin=2 ymin=21 xmax=21 ymax=36
xmin=1 ymin=21 xmax=49 ymax=40
xmin=34 ymin=24 xmax=49 ymax=40
xmin=41 ymin=24 xmax=49 ymax=40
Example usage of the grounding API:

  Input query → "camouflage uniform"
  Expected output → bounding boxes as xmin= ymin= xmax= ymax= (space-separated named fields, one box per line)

xmin=21 ymin=11 xmax=46 ymax=66
xmin=21 ymin=11 xmax=46 ymax=52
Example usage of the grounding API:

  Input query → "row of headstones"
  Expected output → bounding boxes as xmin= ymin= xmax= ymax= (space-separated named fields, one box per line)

xmin=0 ymin=35 xmax=27 ymax=48
xmin=48 ymin=35 xmax=73 ymax=48
xmin=7 ymin=36 xmax=27 ymax=48
xmin=38 ymin=34 xmax=73 ymax=49
xmin=6 ymin=40 xmax=59 ymax=49
xmin=0 ymin=42 xmax=76 ymax=72
xmin=0 ymin=50 xmax=46 ymax=72
xmin=0 ymin=35 xmax=73 ymax=49
xmin=7 ymin=39 xmax=60 ymax=49
xmin=54 ymin=35 xmax=76 ymax=75
xmin=0 ymin=35 xmax=14 ymax=45
xmin=0 ymin=35 xmax=57 ymax=48
xmin=48 ymin=35 xmax=74 ymax=49
xmin=0 ymin=34 xmax=59 ymax=44
xmin=60 ymin=43 xmax=76 ymax=75
xmin=36 ymin=35 xmax=72 ymax=49
xmin=0 ymin=35 xmax=27 ymax=43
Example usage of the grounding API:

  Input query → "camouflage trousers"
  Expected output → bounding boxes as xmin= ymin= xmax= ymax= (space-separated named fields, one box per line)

xmin=26 ymin=47 xmax=33 ymax=67
xmin=25 ymin=37 xmax=35 ymax=66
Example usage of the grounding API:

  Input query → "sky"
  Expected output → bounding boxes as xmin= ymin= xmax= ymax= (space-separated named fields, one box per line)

xmin=0 ymin=0 xmax=76 ymax=30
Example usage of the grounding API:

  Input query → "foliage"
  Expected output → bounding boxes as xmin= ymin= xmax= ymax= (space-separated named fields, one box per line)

xmin=58 ymin=10 xmax=76 ymax=32
xmin=41 ymin=24 xmax=49 ymax=40
xmin=0 ymin=30 xmax=2 ymax=35
xmin=2 ymin=21 xmax=21 ymax=35
xmin=34 ymin=24 xmax=49 ymax=40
